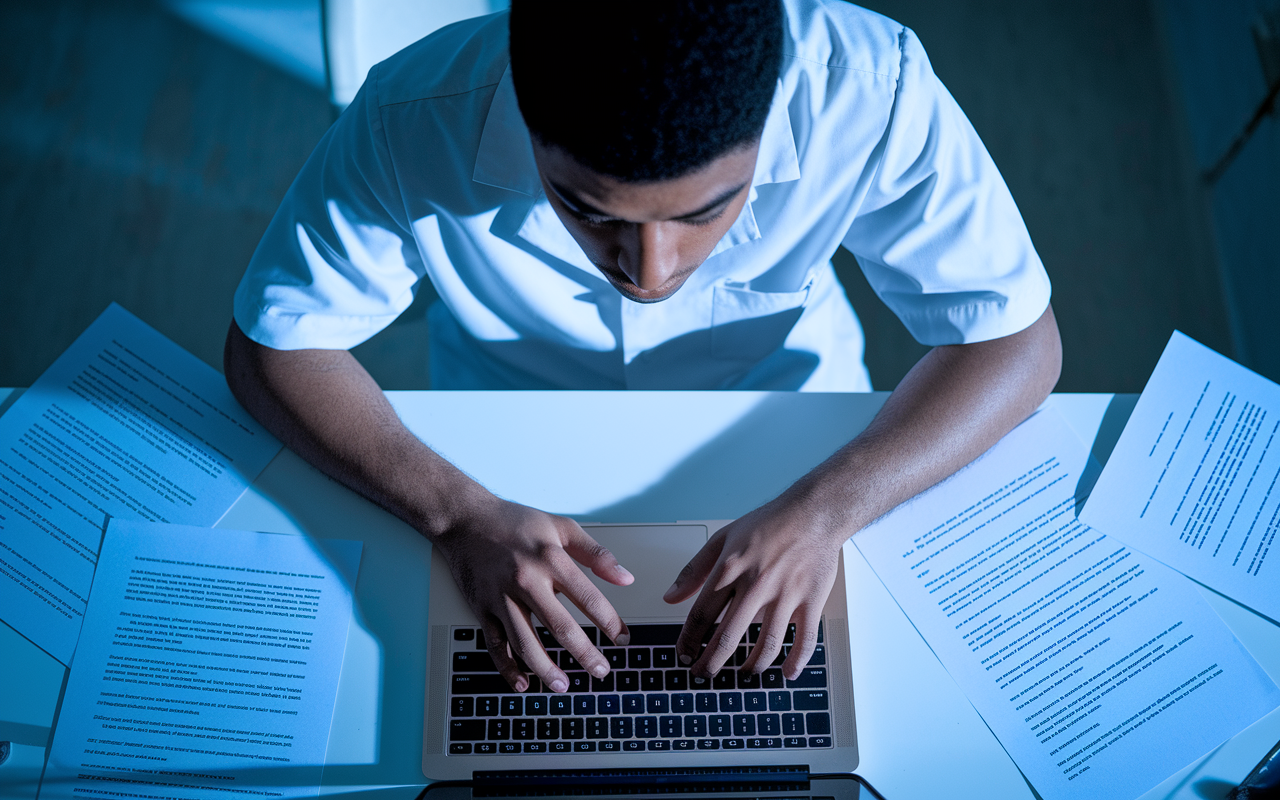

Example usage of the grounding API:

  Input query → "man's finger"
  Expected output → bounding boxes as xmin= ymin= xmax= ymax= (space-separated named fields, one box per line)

xmin=664 ymin=528 xmax=727 ymax=604
xmin=499 ymin=600 xmax=569 ymax=694
xmin=479 ymin=616 xmax=528 ymax=693
xmin=692 ymin=592 xmax=758 ymax=677
xmin=782 ymin=608 xmax=822 ymax=680
xmin=562 ymin=525 xmax=634 ymax=586
xmin=555 ymin=561 xmax=631 ymax=651
xmin=527 ymin=590 xmax=609 ymax=682
xmin=674 ymin=571 xmax=733 ymax=667
xmin=741 ymin=605 xmax=789 ymax=675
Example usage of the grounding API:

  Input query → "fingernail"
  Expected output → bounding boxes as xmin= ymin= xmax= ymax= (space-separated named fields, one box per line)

xmin=664 ymin=582 xmax=678 ymax=597
xmin=551 ymin=678 xmax=568 ymax=693
xmin=617 ymin=565 xmax=634 ymax=582
xmin=515 ymin=676 xmax=528 ymax=692
xmin=679 ymin=654 xmax=692 ymax=665
xmin=591 ymin=663 xmax=608 ymax=678
xmin=615 ymin=633 xmax=630 ymax=646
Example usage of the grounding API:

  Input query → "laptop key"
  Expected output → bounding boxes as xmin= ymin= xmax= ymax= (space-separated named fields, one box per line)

xmin=722 ymin=738 xmax=745 ymax=749
xmin=586 ymin=717 xmax=609 ymax=739
xmin=626 ymin=624 xmax=683 ymax=645
xmin=712 ymin=671 xmax=735 ymax=690
xmin=598 ymin=694 xmax=621 ymax=715
xmin=695 ymin=692 xmax=717 ymax=712
xmin=660 ymin=715 xmax=682 ymax=737
xmin=474 ymin=742 xmax=496 ymax=754
xmin=647 ymin=740 xmax=670 ymax=751
xmin=452 ymin=674 xmax=512 ymax=694
xmin=732 ymin=714 xmax=755 ymax=737
xmin=567 ymin=672 xmax=590 ymax=692
xmin=636 ymin=716 xmax=658 ymax=738
xmin=623 ymin=740 xmax=644 ymax=752
xmin=808 ymin=644 xmax=826 ymax=665
xmin=560 ymin=651 xmax=582 ymax=670
xmin=709 ymin=715 xmax=731 ymax=736
xmin=537 ymin=719 xmax=559 ymax=739
xmin=449 ymin=743 xmax=472 ymax=754
xmin=549 ymin=742 xmax=571 ymax=753
xmin=475 ymin=696 xmax=500 ymax=716
xmin=513 ymin=719 xmax=535 ymax=740
xmin=809 ymin=735 xmax=832 ymax=748
xmin=719 ymin=692 xmax=743 ymax=712
xmin=450 ymin=720 xmax=486 ymax=741
xmin=591 ymin=673 xmax=615 ymax=692
xmin=574 ymin=742 xmax=596 ymax=752
xmin=758 ymin=713 xmax=781 ymax=736
xmin=454 ymin=628 xmax=475 ymax=641
xmin=671 ymin=692 xmax=694 ymax=713
xmin=794 ymin=690 xmax=829 ymax=710
xmin=782 ymin=713 xmax=804 ymax=736
xmin=673 ymin=739 xmax=695 ymax=751
xmin=486 ymin=719 xmax=509 ymax=740
xmin=525 ymin=695 xmax=547 ymax=715
xmin=665 ymin=670 xmax=688 ymax=691
xmin=549 ymin=696 xmax=572 ymax=715
xmin=629 ymin=649 xmax=651 ymax=669
xmin=498 ymin=742 xmax=519 ymax=754
xmin=654 ymin=647 xmax=677 ymax=668
xmin=646 ymin=693 xmax=669 ymax=714
xmin=744 ymin=691 xmax=766 ymax=712
xmin=604 ymin=649 xmax=627 ymax=670
xmin=622 ymin=694 xmax=644 ymax=714
xmin=784 ymin=736 xmax=806 ymax=748
xmin=599 ymin=741 xmax=621 ymax=752
xmin=806 ymin=712 xmax=831 ymax=735
xmin=451 ymin=697 xmax=474 ymax=716
xmin=453 ymin=652 xmax=496 ymax=672
xmin=690 ymin=674 xmax=711 ymax=690
xmin=761 ymin=669 xmax=785 ymax=689
xmin=697 ymin=739 xmax=720 ymax=750
xmin=786 ymin=668 xmax=827 ymax=688
xmin=524 ymin=742 xmax=546 ymax=753
xmin=737 ymin=671 xmax=761 ymax=689
xmin=748 ymin=737 xmax=782 ymax=749
xmin=641 ymin=671 xmax=663 ymax=692
xmin=683 ymin=715 xmax=707 ymax=737
xmin=616 ymin=671 xmax=641 ymax=692
xmin=501 ymin=697 xmax=522 ymax=716
xmin=574 ymin=695 xmax=595 ymax=715
xmin=767 ymin=691 xmax=791 ymax=711
xmin=610 ymin=718 xmax=633 ymax=739
xmin=563 ymin=718 xmax=584 ymax=739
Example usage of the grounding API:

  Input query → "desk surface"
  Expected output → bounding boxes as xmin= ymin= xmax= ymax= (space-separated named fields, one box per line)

xmin=2 ymin=390 xmax=1279 ymax=800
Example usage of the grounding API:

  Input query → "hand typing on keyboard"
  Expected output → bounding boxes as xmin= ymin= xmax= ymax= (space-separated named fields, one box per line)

xmin=664 ymin=492 xmax=846 ymax=681
xmin=435 ymin=499 xmax=634 ymax=693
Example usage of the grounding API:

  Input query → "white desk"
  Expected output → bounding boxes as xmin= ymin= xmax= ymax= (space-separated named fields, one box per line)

xmin=2 ymin=390 xmax=1279 ymax=800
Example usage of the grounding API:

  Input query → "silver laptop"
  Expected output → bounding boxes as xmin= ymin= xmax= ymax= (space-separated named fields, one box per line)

xmin=421 ymin=522 xmax=858 ymax=781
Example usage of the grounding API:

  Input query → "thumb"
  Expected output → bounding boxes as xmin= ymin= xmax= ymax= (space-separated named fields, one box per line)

xmin=563 ymin=525 xmax=634 ymax=586
xmin=664 ymin=529 xmax=725 ymax=603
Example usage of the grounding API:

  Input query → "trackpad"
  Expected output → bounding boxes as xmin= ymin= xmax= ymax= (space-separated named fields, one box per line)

xmin=578 ymin=525 xmax=708 ymax=621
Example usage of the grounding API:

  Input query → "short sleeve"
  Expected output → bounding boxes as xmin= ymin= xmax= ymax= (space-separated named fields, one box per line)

xmin=232 ymin=65 xmax=424 ymax=351
xmin=842 ymin=27 xmax=1051 ymax=346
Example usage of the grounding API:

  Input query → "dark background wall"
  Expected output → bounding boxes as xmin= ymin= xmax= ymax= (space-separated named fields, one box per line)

xmin=0 ymin=0 xmax=1274 ymax=393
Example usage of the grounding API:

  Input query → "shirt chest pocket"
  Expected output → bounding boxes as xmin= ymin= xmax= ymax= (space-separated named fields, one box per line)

xmin=710 ymin=277 xmax=813 ymax=362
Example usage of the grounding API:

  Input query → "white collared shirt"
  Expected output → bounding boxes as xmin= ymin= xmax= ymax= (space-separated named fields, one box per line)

xmin=234 ymin=0 xmax=1050 ymax=391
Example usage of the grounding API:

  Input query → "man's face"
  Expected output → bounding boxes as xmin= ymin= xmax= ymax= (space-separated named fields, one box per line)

xmin=531 ymin=139 xmax=761 ymax=303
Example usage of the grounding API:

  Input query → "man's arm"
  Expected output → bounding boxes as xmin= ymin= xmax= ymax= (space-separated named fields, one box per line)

xmin=666 ymin=304 xmax=1062 ymax=678
xmin=223 ymin=320 xmax=634 ymax=692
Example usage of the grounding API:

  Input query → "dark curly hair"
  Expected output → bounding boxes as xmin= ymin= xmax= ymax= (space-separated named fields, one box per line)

xmin=510 ymin=0 xmax=785 ymax=182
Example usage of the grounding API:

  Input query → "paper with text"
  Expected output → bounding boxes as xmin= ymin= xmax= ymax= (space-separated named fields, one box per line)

xmin=1081 ymin=331 xmax=1280 ymax=623
xmin=40 ymin=520 xmax=361 ymax=800
xmin=854 ymin=409 xmax=1280 ymax=800
xmin=0 ymin=303 xmax=282 ymax=665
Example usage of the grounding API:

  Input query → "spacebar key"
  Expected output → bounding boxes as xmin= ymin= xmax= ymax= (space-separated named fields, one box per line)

xmin=452 ymin=674 xmax=513 ymax=694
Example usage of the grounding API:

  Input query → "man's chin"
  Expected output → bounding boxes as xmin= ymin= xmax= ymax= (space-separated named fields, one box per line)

xmin=600 ymin=272 xmax=690 ymax=304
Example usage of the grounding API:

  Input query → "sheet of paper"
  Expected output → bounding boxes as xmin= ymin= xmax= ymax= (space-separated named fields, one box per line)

xmin=854 ymin=409 xmax=1280 ymax=800
xmin=0 ymin=303 xmax=282 ymax=665
xmin=40 ymin=520 xmax=361 ymax=800
xmin=1081 ymin=331 xmax=1280 ymax=623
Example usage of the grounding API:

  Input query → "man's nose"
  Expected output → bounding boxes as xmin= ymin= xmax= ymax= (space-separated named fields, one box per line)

xmin=618 ymin=222 xmax=681 ymax=290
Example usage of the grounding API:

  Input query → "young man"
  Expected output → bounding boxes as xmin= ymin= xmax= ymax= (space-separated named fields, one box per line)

xmin=226 ymin=0 xmax=1060 ymax=696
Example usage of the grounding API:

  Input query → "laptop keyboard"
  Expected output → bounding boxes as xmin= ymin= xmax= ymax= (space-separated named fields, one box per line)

xmin=447 ymin=622 xmax=833 ymax=755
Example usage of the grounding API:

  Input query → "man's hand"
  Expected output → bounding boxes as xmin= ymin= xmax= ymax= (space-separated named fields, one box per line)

xmin=664 ymin=304 xmax=1062 ymax=678
xmin=665 ymin=496 xmax=845 ymax=680
xmin=437 ymin=500 xmax=634 ymax=692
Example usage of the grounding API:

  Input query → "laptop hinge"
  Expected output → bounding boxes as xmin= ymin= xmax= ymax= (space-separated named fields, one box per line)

xmin=472 ymin=766 xmax=809 ymax=795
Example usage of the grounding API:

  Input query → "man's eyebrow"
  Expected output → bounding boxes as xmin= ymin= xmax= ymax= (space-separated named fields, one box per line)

xmin=548 ymin=180 xmax=749 ymax=221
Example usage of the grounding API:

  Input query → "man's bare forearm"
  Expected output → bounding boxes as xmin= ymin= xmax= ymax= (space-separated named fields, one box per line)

xmin=223 ymin=320 xmax=490 ymax=540
xmin=792 ymin=304 xmax=1063 ymax=542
